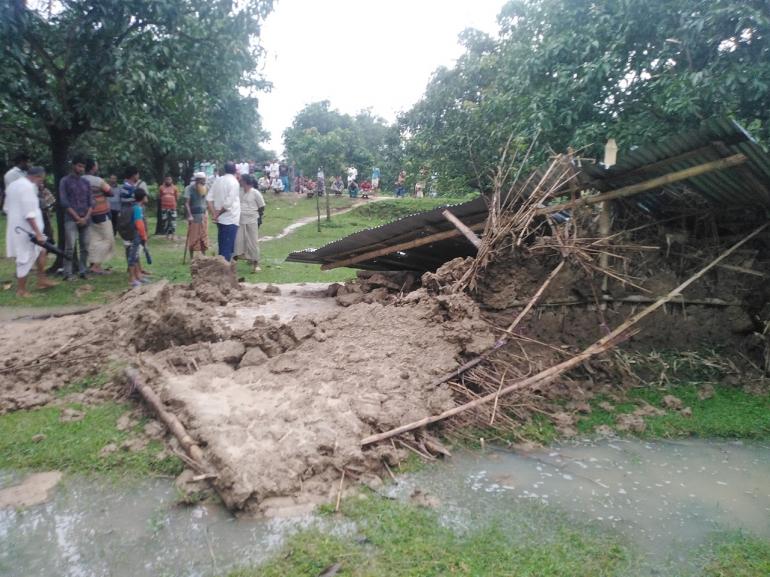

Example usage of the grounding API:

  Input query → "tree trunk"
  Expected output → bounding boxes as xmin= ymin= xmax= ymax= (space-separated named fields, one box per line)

xmin=152 ymin=152 xmax=166 ymax=235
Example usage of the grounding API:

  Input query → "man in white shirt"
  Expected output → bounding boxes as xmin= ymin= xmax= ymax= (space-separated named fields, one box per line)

xmin=4 ymin=166 xmax=57 ymax=297
xmin=4 ymin=152 xmax=29 ymax=189
xmin=269 ymin=159 xmax=280 ymax=180
xmin=206 ymin=161 xmax=241 ymax=261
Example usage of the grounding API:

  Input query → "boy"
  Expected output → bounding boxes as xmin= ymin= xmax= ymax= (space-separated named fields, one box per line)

xmin=127 ymin=189 xmax=149 ymax=287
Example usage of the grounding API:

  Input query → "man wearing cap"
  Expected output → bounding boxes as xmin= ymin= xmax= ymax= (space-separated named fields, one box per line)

xmin=4 ymin=166 xmax=58 ymax=297
xmin=206 ymin=161 xmax=241 ymax=261
xmin=184 ymin=171 xmax=210 ymax=260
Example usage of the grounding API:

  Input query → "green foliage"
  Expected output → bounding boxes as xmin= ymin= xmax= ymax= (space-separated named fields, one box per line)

xmin=0 ymin=0 xmax=274 ymax=181
xmin=0 ymin=402 xmax=182 ymax=477
xmin=402 ymin=0 xmax=770 ymax=192
xmin=229 ymin=494 xmax=629 ymax=577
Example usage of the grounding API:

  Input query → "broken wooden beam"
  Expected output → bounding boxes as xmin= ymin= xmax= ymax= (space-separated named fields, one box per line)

xmin=320 ymin=222 xmax=486 ymax=270
xmin=536 ymin=153 xmax=748 ymax=216
xmin=441 ymin=209 xmax=481 ymax=249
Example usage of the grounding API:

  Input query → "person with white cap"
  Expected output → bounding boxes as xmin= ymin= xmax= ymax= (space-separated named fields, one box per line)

xmin=4 ymin=166 xmax=58 ymax=297
xmin=184 ymin=171 xmax=210 ymax=260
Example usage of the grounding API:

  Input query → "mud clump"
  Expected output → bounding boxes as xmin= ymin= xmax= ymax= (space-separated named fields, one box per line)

xmin=127 ymin=284 xmax=225 ymax=352
xmin=334 ymin=270 xmax=419 ymax=307
xmin=190 ymin=256 xmax=240 ymax=305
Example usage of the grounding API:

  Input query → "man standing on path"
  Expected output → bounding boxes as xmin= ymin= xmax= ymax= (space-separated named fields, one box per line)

xmin=4 ymin=166 xmax=58 ymax=297
xmin=59 ymin=155 xmax=94 ymax=280
xmin=83 ymin=159 xmax=114 ymax=274
xmin=207 ymin=161 xmax=241 ymax=261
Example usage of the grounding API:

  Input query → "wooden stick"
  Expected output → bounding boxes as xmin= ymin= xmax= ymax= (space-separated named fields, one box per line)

xmin=502 ymin=295 xmax=740 ymax=308
xmin=506 ymin=260 xmax=565 ymax=333
xmin=124 ymin=368 xmax=210 ymax=469
xmin=335 ymin=469 xmax=346 ymax=512
xmin=536 ymin=154 xmax=747 ymax=216
xmin=442 ymin=209 xmax=481 ymax=248
xmin=320 ymin=222 xmax=486 ymax=270
xmin=360 ymin=222 xmax=768 ymax=447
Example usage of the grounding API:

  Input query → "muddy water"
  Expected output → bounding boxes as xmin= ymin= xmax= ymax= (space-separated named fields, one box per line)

xmin=2 ymin=438 xmax=768 ymax=576
xmin=387 ymin=437 xmax=770 ymax=574
xmin=0 ymin=473 xmax=348 ymax=577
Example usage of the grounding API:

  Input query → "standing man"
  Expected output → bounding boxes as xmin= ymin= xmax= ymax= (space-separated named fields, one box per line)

xmin=184 ymin=172 xmax=209 ymax=260
xmin=346 ymin=165 xmax=358 ymax=187
xmin=269 ymin=158 xmax=280 ymax=182
xmin=107 ymin=174 xmax=121 ymax=235
xmin=83 ymin=159 xmax=114 ymax=275
xmin=207 ymin=161 xmax=241 ymax=261
xmin=279 ymin=161 xmax=289 ymax=195
xmin=371 ymin=167 xmax=380 ymax=191
xmin=4 ymin=166 xmax=58 ymax=297
xmin=395 ymin=170 xmax=406 ymax=198
xmin=4 ymin=151 xmax=29 ymax=188
xmin=59 ymin=155 xmax=94 ymax=280
xmin=158 ymin=175 xmax=179 ymax=240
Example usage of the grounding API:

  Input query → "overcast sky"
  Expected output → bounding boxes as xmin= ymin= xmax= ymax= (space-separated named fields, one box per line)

xmin=258 ymin=0 xmax=507 ymax=153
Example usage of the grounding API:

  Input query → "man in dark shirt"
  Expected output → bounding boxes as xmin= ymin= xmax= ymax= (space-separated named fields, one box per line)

xmin=59 ymin=154 xmax=94 ymax=279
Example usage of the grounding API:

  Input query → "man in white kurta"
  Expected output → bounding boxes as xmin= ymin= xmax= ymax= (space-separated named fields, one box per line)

xmin=4 ymin=167 xmax=57 ymax=297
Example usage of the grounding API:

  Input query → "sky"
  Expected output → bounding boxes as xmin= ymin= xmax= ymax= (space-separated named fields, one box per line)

xmin=257 ymin=0 xmax=507 ymax=153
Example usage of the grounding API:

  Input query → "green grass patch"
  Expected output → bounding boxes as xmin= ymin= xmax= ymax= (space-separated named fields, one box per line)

xmin=0 ymin=402 xmax=182 ymax=477
xmin=0 ymin=195 xmax=468 ymax=306
xmin=54 ymin=370 xmax=115 ymax=398
xmin=229 ymin=494 xmax=629 ymax=577
xmin=578 ymin=383 xmax=770 ymax=439
xmin=703 ymin=534 xmax=770 ymax=577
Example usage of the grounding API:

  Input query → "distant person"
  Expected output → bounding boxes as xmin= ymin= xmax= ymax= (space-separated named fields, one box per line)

xmin=107 ymin=174 xmax=121 ymax=235
xmin=59 ymin=154 xmax=94 ymax=280
xmin=361 ymin=180 xmax=372 ymax=199
xmin=4 ymin=166 xmax=58 ymax=297
xmin=83 ymin=159 xmax=114 ymax=275
xmin=270 ymin=176 xmax=284 ymax=194
xmin=207 ymin=161 xmax=241 ymax=261
xmin=348 ymin=180 xmax=359 ymax=198
xmin=257 ymin=174 xmax=270 ymax=192
xmin=158 ymin=175 xmax=179 ymax=240
xmin=279 ymin=161 xmax=289 ymax=195
xmin=269 ymin=159 xmax=280 ymax=181
xmin=331 ymin=175 xmax=344 ymax=196
xmin=126 ymin=189 xmax=149 ymax=288
xmin=346 ymin=166 xmax=358 ymax=186
xmin=395 ymin=170 xmax=406 ymax=198
xmin=36 ymin=176 xmax=56 ymax=242
xmin=184 ymin=172 xmax=209 ymax=259
xmin=234 ymin=174 xmax=266 ymax=273
xmin=371 ymin=167 xmax=380 ymax=191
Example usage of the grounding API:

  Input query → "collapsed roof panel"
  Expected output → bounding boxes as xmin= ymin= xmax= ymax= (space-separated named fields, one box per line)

xmin=287 ymin=118 xmax=770 ymax=272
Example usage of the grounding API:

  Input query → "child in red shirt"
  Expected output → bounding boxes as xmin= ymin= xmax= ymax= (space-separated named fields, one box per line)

xmin=158 ymin=176 xmax=179 ymax=240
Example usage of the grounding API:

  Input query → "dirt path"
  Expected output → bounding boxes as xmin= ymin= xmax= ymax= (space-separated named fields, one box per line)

xmin=259 ymin=197 xmax=388 ymax=242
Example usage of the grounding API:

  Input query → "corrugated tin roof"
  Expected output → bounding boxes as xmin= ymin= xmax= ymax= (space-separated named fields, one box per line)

xmin=288 ymin=118 xmax=770 ymax=272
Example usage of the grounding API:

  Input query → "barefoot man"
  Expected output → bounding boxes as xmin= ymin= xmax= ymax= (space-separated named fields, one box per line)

xmin=4 ymin=166 xmax=58 ymax=297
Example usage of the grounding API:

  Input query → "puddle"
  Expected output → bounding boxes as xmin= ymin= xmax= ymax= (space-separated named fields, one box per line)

xmin=386 ymin=437 xmax=770 ymax=575
xmin=221 ymin=282 xmax=341 ymax=328
xmin=3 ymin=438 xmax=768 ymax=576
xmin=0 ymin=474 xmax=348 ymax=577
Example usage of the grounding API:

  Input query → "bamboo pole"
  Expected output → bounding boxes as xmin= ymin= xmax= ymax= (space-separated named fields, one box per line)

xmin=535 ymin=154 xmax=747 ymax=216
xmin=360 ymin=221 xmax=768 ymax=447
xmin=442 ymin=209 xmax=482 ymax=248
xmin=125 ymin=368 xmax=210 ymax=470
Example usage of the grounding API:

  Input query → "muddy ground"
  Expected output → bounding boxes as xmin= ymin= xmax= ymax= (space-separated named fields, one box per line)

xmin=1 ymin=242 xmax=768 ymax=515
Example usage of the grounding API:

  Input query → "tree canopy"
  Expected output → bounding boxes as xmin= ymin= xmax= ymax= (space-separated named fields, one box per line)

xmin=0 ymin=0 xmax=274 ymax=182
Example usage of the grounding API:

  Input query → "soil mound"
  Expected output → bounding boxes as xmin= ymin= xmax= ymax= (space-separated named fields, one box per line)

xmin=190 ymin=256 xmax=241 ymax=305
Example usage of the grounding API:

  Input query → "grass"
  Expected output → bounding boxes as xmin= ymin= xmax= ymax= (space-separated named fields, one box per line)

xmin=228 ymin=493 xmax=630 ymax=577
xmin=703 ymin=534 xmax=770 ymax=577
xmin=0 ymin=195 xmax=463 ymax=306
xmin=0 ymin=400 xmax=183 ymax=477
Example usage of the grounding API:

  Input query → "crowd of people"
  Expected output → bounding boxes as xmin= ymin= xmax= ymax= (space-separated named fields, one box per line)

xmin=2 ymin=153 xmax=429 ymax=298
xmin=3 ymin=155 xmax=268 ymax=297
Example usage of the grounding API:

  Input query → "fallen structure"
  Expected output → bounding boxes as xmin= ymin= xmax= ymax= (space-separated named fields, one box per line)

xmin=3 ymin=119 xmax=770 ymax=515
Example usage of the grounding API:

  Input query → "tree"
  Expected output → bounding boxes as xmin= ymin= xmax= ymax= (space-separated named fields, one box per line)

xmin=402 ymin=0 xmax=770 ymax=192
xmin=0 ymin=0 xmax=273 ymax=249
